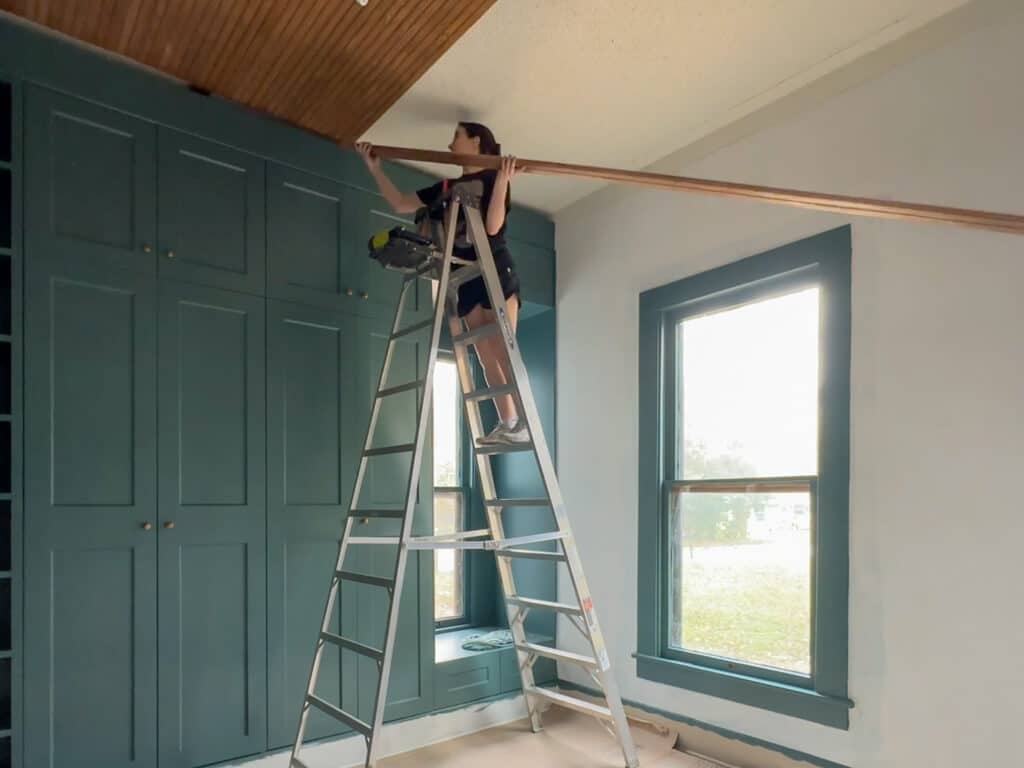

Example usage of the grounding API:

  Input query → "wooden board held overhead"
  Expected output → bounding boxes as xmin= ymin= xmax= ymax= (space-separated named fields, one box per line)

xmin=366 ymin=145 xmax=1024 ymax=236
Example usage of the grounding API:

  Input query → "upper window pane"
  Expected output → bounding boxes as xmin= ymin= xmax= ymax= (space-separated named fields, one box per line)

xmin=677 ymin=287 xmax=819 ymax=480
xmin=433 ymin=359 xmax=460 ymax=486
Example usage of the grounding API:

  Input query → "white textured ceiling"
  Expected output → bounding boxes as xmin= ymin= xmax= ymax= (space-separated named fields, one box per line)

xmin=363 ymin=0 xmax=969 ymax=213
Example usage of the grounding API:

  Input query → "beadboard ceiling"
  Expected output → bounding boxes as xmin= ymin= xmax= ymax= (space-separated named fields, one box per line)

xmin=0 ymin=0 xmax=495 ymax=143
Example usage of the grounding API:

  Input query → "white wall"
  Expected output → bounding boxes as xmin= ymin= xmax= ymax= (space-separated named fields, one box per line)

xmin=553 ymin=3 xmax=1024 ymax=766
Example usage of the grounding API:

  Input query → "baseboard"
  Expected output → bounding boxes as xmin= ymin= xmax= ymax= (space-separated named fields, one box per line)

xmin=225 ymin=691 xmax=531 ymax=767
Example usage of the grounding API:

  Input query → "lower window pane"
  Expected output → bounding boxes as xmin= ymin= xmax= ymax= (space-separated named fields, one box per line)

xmin=434 ymin=491 xmax=464 ymax=621
xmin=668 ymin=489 xmax=811 ymax=674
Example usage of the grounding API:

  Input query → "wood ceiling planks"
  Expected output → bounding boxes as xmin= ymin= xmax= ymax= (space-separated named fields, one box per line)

xmin=1 ymin=0 xmax=496 ymax=142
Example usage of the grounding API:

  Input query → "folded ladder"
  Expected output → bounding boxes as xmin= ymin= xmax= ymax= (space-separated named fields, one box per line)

xmin=290 ymin=189 xmax=639 ymax=768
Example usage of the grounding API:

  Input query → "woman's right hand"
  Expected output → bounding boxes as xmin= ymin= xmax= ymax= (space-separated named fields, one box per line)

xmin=355 ymin=142 xmax=380 ymax=172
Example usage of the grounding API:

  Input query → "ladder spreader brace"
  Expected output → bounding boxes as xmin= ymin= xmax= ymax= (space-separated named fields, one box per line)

xmin=290 ymin=186 xmax=639 ymax=768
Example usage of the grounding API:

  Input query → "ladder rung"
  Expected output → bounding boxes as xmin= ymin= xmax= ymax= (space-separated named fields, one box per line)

xmin=490 ymin=532 xmax=566 ymax=549
xmin=507 ymin=596 xmax=583 ymax=617
xmin=306 ymin=694 xmax=372 ymax=736
xmin=363 ymin=443 xmax=415 ymax=457
xmin=453 ymin=323 xmax=499 ymax=346
xmin=377 ymin=379 xmax=424 ymax=398
xmin=495 ymin=548 xmax=565 ymax=562
xmin=475 ymin=442 xmax=534 ymax=456
xmin=464 ymin=384 xmax=516 ymax=402
xmin=347 ymin=536 xmax=400 ymax=545
xmin=407 ymin=529 xmax=492 ymax=550
xmin=349 ymin=508 xmax=406 ymax=519
xmin=517 ymin=642 xmax=598 ymax=669
xmin=337 ymin=570 xmax=394 ymax=589
xmin=391 ymin=318 xmax=433 ymax=340
xmin=484 ymin=498 xmax=550 ymax=507
xmin=525 ymin=686 xmax=613 ymax=721
xmin=321 ymin=631 xmax=383 ymax=662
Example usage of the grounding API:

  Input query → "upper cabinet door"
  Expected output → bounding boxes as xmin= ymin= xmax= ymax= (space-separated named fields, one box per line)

xmin=25 ymin=86 xmax=157 ymax=274
xmin=267 ymin=164 xmax=349 ymax=309
xmin=341 ymin=185 xmax=412 ymax=315
xmin=157 ymin=128 xmax=265 ymax=294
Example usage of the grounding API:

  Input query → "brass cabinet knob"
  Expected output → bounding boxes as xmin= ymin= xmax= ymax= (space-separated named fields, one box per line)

xmin=141 ymin=521 xmax=153 ymax=531
xmin=359 ymin=290 xmax=368 ymax=300
xmin=360 ymin=517 xmax=369 ymax=525
xmin=163 ymin=521 xmax=175 ymax=529
xmin=345 ymin=288 xmax=354 ymax=297
xmin=142 ymin=243 xmax=153 ymax=254
xmin=166 ymin=250 xmax=175 ymax=259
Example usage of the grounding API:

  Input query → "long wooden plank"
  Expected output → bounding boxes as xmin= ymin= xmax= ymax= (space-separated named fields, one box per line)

xmin=366 ymin=145 xmax=1024 ymax=235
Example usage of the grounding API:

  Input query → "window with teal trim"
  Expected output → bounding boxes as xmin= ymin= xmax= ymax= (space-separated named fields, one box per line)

xmin=637 ymin=227 xmax=853 ymax=728
xmin=433 ymin=356 xmax=471 ymax=627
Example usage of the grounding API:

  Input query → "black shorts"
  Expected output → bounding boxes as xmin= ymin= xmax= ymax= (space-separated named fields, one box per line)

xmin=454 ymin=251 xmax=521 ymax=318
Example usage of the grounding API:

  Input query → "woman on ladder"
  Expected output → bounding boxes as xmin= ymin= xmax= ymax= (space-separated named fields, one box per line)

xmin=356 ymin=122 xmax=528 ymax=446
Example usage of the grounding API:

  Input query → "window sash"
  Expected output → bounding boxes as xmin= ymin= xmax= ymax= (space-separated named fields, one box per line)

xmin=661 ymin=277 xmax=822 ymax=682
xmin=660 ymin=477 xmax=817 ymax=688
xmin=434 ymin=487 xmax=468 ymax=626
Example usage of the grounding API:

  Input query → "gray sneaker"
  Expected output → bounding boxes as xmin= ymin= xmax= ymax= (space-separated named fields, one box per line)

xmin=477 ymin=421 xmax=511 ymax=445
xmin=494 ymin=419 xmax=530 ymax=445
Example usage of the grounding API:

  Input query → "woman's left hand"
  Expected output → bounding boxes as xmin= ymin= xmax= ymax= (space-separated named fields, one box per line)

xmin=498 ymin=155 xmax=524 ymax=181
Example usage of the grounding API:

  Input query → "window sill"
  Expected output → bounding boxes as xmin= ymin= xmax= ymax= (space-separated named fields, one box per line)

xmin=634 ymin=653 xmax=852 ymax=729
xmin=436 ymin=626 xmax=553 ymax=665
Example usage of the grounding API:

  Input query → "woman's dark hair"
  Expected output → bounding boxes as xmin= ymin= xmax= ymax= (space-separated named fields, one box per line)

xmin=459 ymin=122 xmax=501 ymax=155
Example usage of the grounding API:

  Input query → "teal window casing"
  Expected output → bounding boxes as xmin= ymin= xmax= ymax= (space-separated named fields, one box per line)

xmin=636 ymin=226 xmax=853 ymax=728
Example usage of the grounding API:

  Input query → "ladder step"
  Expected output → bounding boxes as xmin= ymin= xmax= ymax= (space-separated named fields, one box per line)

xmin=507 ymin=595 xmax=583 ymax=617
xmin=484 ymin=498 xmax=550 ymax=507
xmin=349 ymin=508 xmax=406 ymax=519
xmin=337 ymin=570 xmax=394 ymax=589
xmin=391 ymin=318 xmax=433 ymax=340
xmin=517 ymin=642 xmax=598 ymax=669
xmin=363 ymin=443 xmax=416 ymax=457
xmin=407 ymin=529 xmax=492 ymax=550
xmin=453 ymin=323 xmax=500 ymax=346
xmin=321 ymin=631 xmax=383 ymax=662
xmin=525 ymin=686 xmax=613 ymax=721
xmin=377 ymin=379 xmax=424 ymax=398
xmin=495 ymin=548 xmax=565 ymax=562
xmin=306 ymin=694 xmax=372 ymax=736
xmin=475 ymin=442 xmax=534 ymax=456
xmin=464 ymin=383 xmax=516 ymax=402
xmin=491 ymin=531 xmax=566 ymax=549
xmin=347 ymin=536 xmax=400 ymax=545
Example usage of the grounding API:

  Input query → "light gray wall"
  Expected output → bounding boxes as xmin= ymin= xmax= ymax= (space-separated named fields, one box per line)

xmin=553 ymin=3 xmax=1024 ymax=766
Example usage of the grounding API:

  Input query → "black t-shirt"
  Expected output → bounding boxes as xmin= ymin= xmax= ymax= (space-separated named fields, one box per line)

xmin=416 ymin=169 xmax=510 ymax=260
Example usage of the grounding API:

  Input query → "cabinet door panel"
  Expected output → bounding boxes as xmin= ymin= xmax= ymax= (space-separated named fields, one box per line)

xmin=25 ymin=86 xmax=156 ymax=275
xmin=266 ymin=300 xmax=359 ymax=747
xmin=24 ymin=262 xmax=158 ymax=768
xmin=158 ymin=129 xmax=265 ymax=293
xmin=157 ymin=281 xmax=267 ymax=767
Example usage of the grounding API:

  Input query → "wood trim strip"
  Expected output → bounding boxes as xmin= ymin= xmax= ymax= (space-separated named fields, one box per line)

xmin=367 ymin=145 xmax=1024 ymax=234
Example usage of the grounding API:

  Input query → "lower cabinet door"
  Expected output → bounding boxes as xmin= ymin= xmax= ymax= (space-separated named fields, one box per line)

xmin=157 ymin=280 xmax=267 ymax=767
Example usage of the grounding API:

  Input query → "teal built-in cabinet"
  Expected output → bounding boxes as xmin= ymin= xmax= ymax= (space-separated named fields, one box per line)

xmin=1 ymin=14 xmax=557 ymax=768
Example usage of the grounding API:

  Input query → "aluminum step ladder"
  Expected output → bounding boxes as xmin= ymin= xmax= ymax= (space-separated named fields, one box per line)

xmin=290 ymin=188 xmax=639 ymax=768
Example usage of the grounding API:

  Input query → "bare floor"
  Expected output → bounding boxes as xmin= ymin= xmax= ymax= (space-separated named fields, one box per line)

xmin=378 ymin=706 xmax=724 ymax=768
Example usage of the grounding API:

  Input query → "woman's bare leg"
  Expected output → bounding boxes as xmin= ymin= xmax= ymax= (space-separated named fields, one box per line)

xmin=464 ymin=295 xmax=520 ymax=424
